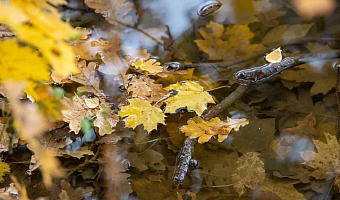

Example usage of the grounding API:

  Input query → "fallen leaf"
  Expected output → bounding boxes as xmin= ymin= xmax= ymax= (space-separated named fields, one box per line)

xmin=84 ymin=0 xmax=138 ymax=26
xmin=261 ymin=178 xmax=305 ymax=200
xmin=282 ymin=113 xmax=317 ymax=137
xmin=60 ymin=146 xmax=94 ymax=159
xmin=231 ymin=152 xmax=265 ymax=197
xmin=232 ymin=118 xmax=275 ymax=154
xmin=93 ymin=103 xmax=119 ymax=136
xmin=262 ymin=24 xmax=314 ymax=45
xmin=26 ymin=132 xmax=67 ymax=157
xmin=61 ymin=95 xmax=95 ymax=134
xmin=131 ymin=59 xmax=163 ymax=74
xmin=127 ymin=75 xmax=167 ymax=103
xmin=180 ymin=117 xmax=249 ymax=144
xmin=70 ymin=62 xmax=104 ymax=96
xmin=163 ymin=81 xmax=215 ymax=116
xmin=72 ymin=38 xmax=110 ymax=60
xmin=194 ymin=22 xmax=264 ymax=61
xmin=127 ymin=149 xmax=165 ymax=172
xmin=280 ymin=59 xmax=337 ymax=95
xmin=85 ymin=97 xmax=100 ymax=108
xmin=59 ymin=180 xmax=93 ymax=200
xmin=300 ymin=132 xmax=340 ymax=180
xmin=118 ymin=98 xmax=165 ymax=133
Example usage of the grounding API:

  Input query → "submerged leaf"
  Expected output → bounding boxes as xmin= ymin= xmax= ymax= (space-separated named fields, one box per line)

xmin=231 ymin=152 xmax=265 ymax=196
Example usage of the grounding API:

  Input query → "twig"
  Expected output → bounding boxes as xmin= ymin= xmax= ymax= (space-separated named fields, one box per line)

xmin=64 ymin=146 xmax=101 ymax=179
xmin=203 ymin=85 xmax=249 ymax=120
xmin=336 ymin=63 xmax=340 ymax=140
xmin=184 ymin=37 xmax=340 ymax=69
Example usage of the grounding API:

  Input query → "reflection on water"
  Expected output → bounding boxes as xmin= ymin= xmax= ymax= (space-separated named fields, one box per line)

xmin=60 ymin=0 xmax=340 ymax=199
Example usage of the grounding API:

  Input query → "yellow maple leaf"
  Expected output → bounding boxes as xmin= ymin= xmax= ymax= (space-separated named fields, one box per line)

xmin=163 ymin=81 xmax=215 ymax=116
xmin=180 ymin=117 xmax=249 ymax=143
xmin=131 ymin=58 xmax=163 ymax=74
xmin=0 ymin=160 xmax=10 ymax=182
xmin=0 ymin=0 xmax=79 ymax=78
xmin=0 ymin=39 xmax=50 ymax=82
xmin=118 ymin=98 xmax=165 ymax=133
xmin=194 ymin=22 xmax=264 ymax=61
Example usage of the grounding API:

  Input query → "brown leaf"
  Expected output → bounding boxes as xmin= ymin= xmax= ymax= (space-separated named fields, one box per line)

xmin=59 ymin=180 xmax=93 ymax=200
xmin=93 ymin=103 xmax=119 ymax=136
xmin=61 ymin=95 xmax=95 ymax=134
xmin=60 ymin=146 xmax=94 ymax=159
xmin=282 ymin=113 xmax=317 ymax=137
xmin=300 ymin=132 xmax=340 ymax=180
xmin=127 ymin=75 xmax=167 ymax=103
xmin=261 ymin=178 xmax=305 ymax=200
xmin=70 ymin=62 xmax=104 ymax=96
xmin=84 ymin=0 xmax=138 ymax=26
xmin=231 ymin=152 xmax=265 ymax=197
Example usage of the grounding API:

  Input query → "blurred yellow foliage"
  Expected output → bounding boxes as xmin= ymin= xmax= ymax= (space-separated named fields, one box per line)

xmin=0 ymin=0 xmax=79 ymax=78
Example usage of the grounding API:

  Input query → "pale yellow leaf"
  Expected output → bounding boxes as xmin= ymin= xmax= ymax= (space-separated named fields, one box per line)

xmin=118 ymin=98 xmax=165 ymax=133
xmin=163 ymin=81 xmax=215 ymax=116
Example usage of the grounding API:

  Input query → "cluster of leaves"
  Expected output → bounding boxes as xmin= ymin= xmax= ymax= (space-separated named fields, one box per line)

xmin=1 ymin=0 xmax=340 ymax=199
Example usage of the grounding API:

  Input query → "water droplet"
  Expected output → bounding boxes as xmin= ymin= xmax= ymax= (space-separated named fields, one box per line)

xmin=189 ymin=159 xmax=199 ymax=167
xmin=197 ymin=0 xmax=222 ymax=17
xmin=101 ymin=11 xmax=109 ymax=17
xmin=119 ymin=85 xmax=127 ymax=92
xmin=121 ymin=158 xmax=131 ymax=171
xmin=91 ymin=41 xmax=99 ymax=47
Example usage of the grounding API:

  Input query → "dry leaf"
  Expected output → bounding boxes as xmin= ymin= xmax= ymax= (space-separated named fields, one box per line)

xmin=280 ymin=59 xmax=337 ymax=95
xmin=61 ymin=95 xmax=95 ymax=134
xmin=85 ymin=97 xmax=100 ymax=108
xmin=163 ymin=81 xmax=215 ymax=116
xmin=60 ymin=146 xmax=94 ymax=159
xmin=131 ymin=59 xmax=163 ymax=74
xmin=231 ymin=152 xmax=265 ymax=197
xmin=300 ymin=132 xmax=340 ymax=180
xmin=261 ymin=178 xmax=305 ymax=200
xmin=73 ymin=37 xmax=110 ymax=61
xmin=180 ymin=117 xmax=249 ymax=144
xmin=118 ymin=98 xmax=165 ymax=133
xmin=70 ymin=62 xmax=104 ymax=96
xmin=84 ymin=0 xmax=138 ymax=26
xmin=59 ymin=180 xmax=93 ymax=200
xmin=282 ymin=113 xmax=317 ymax=137
xmin=93 ymin=103 xmax=119 ymax=136
xmin=127 ymin=75 xmax=167 ymax=103
xmin=265 ymin=47 xmax=282 ymax=63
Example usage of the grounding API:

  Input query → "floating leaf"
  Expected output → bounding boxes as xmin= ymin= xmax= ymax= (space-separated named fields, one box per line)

xmin=118 ymin=98 xmax=165 ymax=133
xmin=180 ymin=117 xmax=249 ymax=143
xmin=265 ymin=47 xmax=282 ymax=63
xmin=131 ymin=59 xmax=163 ymax=74
xmin=231 ymin=152 xmax=265 ymax=197
xmin=163 ymin=81 xmax=215 ymax=116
